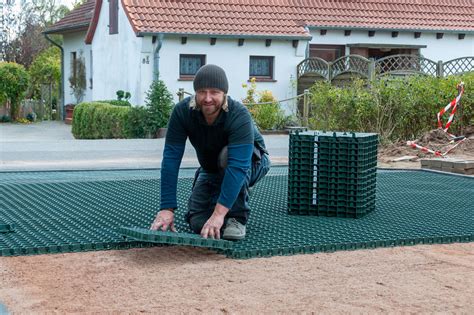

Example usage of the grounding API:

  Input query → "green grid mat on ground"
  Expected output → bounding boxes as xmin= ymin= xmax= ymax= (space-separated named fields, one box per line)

xmin=120 ymin=227 xmax=234 ymax=250
xmin=0 ymin=167 xmax=473 ymax=258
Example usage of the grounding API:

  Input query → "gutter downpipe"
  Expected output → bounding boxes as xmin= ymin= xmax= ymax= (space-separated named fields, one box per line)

xmin=153 ymin=34 xmax=164 ymax=81
xmin=304 ymin=26 xmax=310 ymax=59
xmin=44 ymin=33 xmax=65 ymax=120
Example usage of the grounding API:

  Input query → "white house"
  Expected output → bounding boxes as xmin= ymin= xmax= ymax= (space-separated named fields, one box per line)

xmin=45 ymin=0 xmax=474 ymax=116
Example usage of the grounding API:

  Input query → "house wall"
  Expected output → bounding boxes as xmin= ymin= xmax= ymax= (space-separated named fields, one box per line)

xmin=61 ymin=14 xmax=473 ymax=110
xmin=309 ymin=29 xmax=474 ymax=61
xmin=90 ymin=0 xmax=147 ymax=106
xmin=157 ymin=36 xmax=307 ymax=114
xmin=62 ymin=31 xmax=91 ymax=105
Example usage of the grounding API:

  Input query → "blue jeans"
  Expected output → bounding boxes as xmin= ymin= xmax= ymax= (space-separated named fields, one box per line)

xmin=185 ymin=151 xmax=271 ymax=234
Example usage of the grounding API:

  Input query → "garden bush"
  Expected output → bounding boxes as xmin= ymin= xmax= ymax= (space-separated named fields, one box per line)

xmin=0 ymin=62 xmax=29 ymax=120
xmin=0 ymin=115 xmax=12 ymax=123
xmin=144 ymin=80 xmax=173 ymax=135
xmin=96 ymin=100 xmax=131 ymax=107
xmin=72 ymin=80 xmax=175 ymax=139
xmin=72 ymin=102 xmax=130 ymax=139
xmin=124 ymin=106 xmax=148 ymax=138
xmin=242 ymin=78 xmax=285 ymax=130
xmin=308 ymin=73 xmax=474 ymax=142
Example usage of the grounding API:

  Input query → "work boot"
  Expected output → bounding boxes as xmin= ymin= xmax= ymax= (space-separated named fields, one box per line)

xmin=222 ymin=218 xmax=246 ymax=240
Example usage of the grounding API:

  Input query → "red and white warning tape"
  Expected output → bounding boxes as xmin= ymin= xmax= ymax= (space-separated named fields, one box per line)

xmin=407 ymin=138 xmax=466 ymax=157
xmin=437 ymin=82 xmax=464 ymax=133
xmin=407 ymin=82 xmax=466 ymax=157
xmin=406 ymin=141 xmax=442 ymax=156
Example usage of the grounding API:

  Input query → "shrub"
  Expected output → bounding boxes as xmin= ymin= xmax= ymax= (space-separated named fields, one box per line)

xmin=16 ymin=118 xmax=31 ymax=124
xmin=253 ymin=90 xmax=285 ymax=130
xmin=0 ymin=115 xmax=12 ymax=123
xmin=116 ymin=90 xmax=131 ymax=101
xmin=96 ymin=100 xmax=131 ymax=107
xmin=71 ymin=102 xmax=84 ymax=137
xmin=242 ymin=79 xmax=285 ymax=130
xmin=124 ymin=106 xmax=148 ymax=138
xmin=72 ymin=81 xmax=175 ymax=139
xmin=144 ymin=80 xmax=173 ymax=135
xmin=0 ymin=62 xmax=29 ymax=120
xmin=242 ymin=77 xmax=258 ymax=104
xmin=308 ymin=73 xmax=474 ymax=142
xmin=72 ymin=102 xmax=130 ymax=139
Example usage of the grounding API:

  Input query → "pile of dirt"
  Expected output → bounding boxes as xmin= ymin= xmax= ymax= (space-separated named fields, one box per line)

xmin=379 ymin=128 xmax=474 ymax=160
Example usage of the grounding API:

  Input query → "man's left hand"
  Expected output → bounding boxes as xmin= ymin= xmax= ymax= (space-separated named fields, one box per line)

xmin=201 ymin=203 xmax=229 ymax=239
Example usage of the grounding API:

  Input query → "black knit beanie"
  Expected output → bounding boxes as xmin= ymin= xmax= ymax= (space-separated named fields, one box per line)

xmin=193 ymin=64 xmax=229 ymax=94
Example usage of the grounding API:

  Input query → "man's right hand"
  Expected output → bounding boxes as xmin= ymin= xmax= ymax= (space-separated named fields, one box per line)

xmin=150 ymin=209 xmax=176 ymax=232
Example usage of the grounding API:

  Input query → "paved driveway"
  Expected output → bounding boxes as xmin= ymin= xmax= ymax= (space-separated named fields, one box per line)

xmin=0 ymin=121 xmax=289 ymax=171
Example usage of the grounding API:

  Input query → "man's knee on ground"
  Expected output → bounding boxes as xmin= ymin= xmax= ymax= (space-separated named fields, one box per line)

xmin=188 ymin=213 xmax=208 ymax=234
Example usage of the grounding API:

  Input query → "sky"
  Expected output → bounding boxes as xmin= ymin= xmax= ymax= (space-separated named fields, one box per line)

xmin=6 ymin=0 xmax=77 ymax=13
xmin=59 ymin=0 xmax=75 ymax=9
xmin=1 ymin=0 xmax=78 ymax=39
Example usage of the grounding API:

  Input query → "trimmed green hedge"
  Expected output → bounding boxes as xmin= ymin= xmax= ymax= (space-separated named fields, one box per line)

xmin=72 ymin=80 xmax=173 ymax=139
xmin=95 ymin=100 xmax=131 ymax=107
xmin=309 ymin=73 xmax=474 ymax=142
xmin=72 ymin=102 xmax=130 ymax=139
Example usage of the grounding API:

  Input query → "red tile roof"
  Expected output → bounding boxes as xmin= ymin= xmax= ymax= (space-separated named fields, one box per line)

xmin=44 ymin=0 xmax=95 ymax=34
xmin=122 ymin=0 xmax=310 ymax=38
xmin=303 ymin=0 xmax=474 ymax=32
xmin=122 ymin=0 xmax=474 ymax=37
xmin=47 ymin=0 xmax=474 ymax=38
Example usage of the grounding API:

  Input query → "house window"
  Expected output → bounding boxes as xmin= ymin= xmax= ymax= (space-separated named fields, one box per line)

xmin=309 ymin=44 xmax=345 ymax=61
xmin=71 ymin=51 xmax=77 ymax=81
xmin=109 ymin=0 xmax=118 ymax=34
xmin=179 ymin=54 xmax=205 ymax=79
xmin=249 ymin=56 xmax=274 ymax=79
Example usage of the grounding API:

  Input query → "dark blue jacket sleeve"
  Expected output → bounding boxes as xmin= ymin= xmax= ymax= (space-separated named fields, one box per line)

xmin=217 ymin=106 xmax=254 ymax=208
xmin=160 ymin=143 xmax=185 ymax=209
xmin=160 ymin=104 xmax=187 ymax=210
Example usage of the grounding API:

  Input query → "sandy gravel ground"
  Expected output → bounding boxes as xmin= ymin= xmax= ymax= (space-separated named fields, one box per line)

xmin=1 ymin=243 xmax=473 ymax=313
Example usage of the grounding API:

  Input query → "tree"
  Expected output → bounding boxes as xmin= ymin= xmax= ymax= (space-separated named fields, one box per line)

xmin=145 ymin=80 xmax=174 ymax=134
xmin=28 ymin=46 xmax=61 ymax=99
xmin=1 ymin=0 xmax=20 ymax=62
xmin=22 ymin=0 xmax=70 ymax=27
xmin=72 ymin=0 xmax=88 ymax=10
xmin=0 ymin=62 xmax=30 ymax=120
xmin=1 ymin=0 xmax=70 ymax=66
xmin=6 ymin=22 xmax=50 ymax=67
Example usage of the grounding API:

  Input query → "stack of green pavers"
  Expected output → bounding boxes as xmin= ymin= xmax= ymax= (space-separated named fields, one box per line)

xmin=288 ymin=130 xmax=378 ymax=218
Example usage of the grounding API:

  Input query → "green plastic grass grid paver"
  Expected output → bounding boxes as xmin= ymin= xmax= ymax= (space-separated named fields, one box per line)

xmin=0 ymin=167 xmax=473 ymax=259
xmin=0 ymin=223 xmax=15 ymax=233
xmin=120 ymin=227 xmax=233 ymax=250
xmin=288 ymin=130 xmax=378 ymax=218
xmin=0 ymin=168 xmax=198 ymax=185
